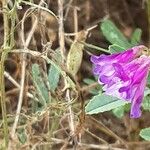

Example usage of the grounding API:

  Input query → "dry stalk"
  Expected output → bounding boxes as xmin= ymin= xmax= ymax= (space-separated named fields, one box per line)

xmin=84 ymin=128 xmax=108 ymax=144
xmin=50 ymin=138 xmax=126 ymax=150
xmin=58 ymin=0 xmax=76 ymax=148
xmin=64 ymin=0 xmax=73 ymax=19
xmin=1 ymin=0 xmax=9 ymax=148
xmin=89 ymin=116 xmax=128 ymax=147
xmin=4 ymin=71 xmax=38 ymax=101
xmin=58 ymin=0 xmax=65 ymax=61
xmin=9 ymin=8 xmax=38 ymax=144
xmin=66 ymin=89 xmax=75 ymax=135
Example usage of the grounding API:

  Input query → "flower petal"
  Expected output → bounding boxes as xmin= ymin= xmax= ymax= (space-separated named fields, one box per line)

xmin=90 ymin=45 xmax=150 ymax=118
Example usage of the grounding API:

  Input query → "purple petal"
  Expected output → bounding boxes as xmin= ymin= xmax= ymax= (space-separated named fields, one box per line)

xmin=90 ymin=45 xmax=145 ymax=66
xmin=90 ymin=45 xmax=150 ymax=118
xmin=130 ymin=95 xmax=143 ymax=118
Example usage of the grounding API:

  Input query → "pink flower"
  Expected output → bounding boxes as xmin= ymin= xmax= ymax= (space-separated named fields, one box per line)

xmin=91 ymin=45 xmax=150 ymax=118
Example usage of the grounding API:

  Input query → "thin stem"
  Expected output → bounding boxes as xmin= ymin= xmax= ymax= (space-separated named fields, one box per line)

xmin=10 ymin=15 xmax=38 ymax=139
xmin=0 ymin=54 xmax=9 ymax=149
xmin=2 ymin=0 xmax=9 ymax=47
xmin=4 ymin=71 xmax=38 ymax=101
xmin=1 ymin=0 xmax=9 ymax=148
xmin=58 ymin=0 xmax=65 ymax=61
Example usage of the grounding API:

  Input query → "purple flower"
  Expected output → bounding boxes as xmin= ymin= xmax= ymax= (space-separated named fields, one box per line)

xmin=91 ymin=45 xmax=150 ymax=118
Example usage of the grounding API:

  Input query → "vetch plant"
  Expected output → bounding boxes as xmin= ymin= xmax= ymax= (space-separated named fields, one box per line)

xmin=90 ymin=45 xmax=150 ymax=118
xmin=85 ymin=19 xmax=150 ymax=120
xmin=85 ymin=19 xmax=150 ymax=142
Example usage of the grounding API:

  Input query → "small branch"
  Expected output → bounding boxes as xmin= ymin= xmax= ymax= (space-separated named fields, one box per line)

xmin=58 ymin=0 xmax=65 ymax=61
xmin=22 ymin=0 xmax=58 ymax=20
xmin=73 ymin=7 xmax=78 ymax=36
xmin=58 ymin=1 xmax=76 ymax=148
xmin=88 ymin=116 xmax=128 ymax=147
xmin=64 ymin=24 xmax=97 ymax=36
xmin=1 ymin=0 xmax=9 ymax=148
xmin=2 ymin=0 xmax=9 ymax=47
xmin=50 ymin=138 xmax=126 ymax=150
xmin=4 ymin=71 xmax=38 ymax=101
xmin=84 ymin=128 xmax=108 ymax=144
xmin=4 ymin=71 xmax=20 ymax=88
xmin=66 ymin=89 xmax=75 ymax=134
xmin=64 ymin=0 xmax=73 ymax=19
xmin=10 ymin=9 xmax=38 ymax=140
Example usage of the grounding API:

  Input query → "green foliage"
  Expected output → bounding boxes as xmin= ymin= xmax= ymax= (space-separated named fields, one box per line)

xmin=131 ymin=28 xmax=142 ymax=45
xmin=83 ymin=78 xmax=95 ymax=85
xmin=112 ymin=106 xmax=125 ymax=118
xmin=142 ymin=87 xmax=150 ymax=111
xmin=101 ymin=19 xmax=142 ymax=54
xmin=143 ymin=96 xmax=150 ymax=111
xmin=108 ymin=44 xmax=125 ymax=54
xmin=85 ymin=94 xmax=127 ymax=115
xmin=48 ymin=50 xmax=61 ymax=92
xmin=17 ymin=128 xmax=27 ymax=144
xmin=67 ymin=31 xmax=86 ymax=76
xmin=83 ymin=42 xmax=109 ymax=53
xmin=86 ymin=19 xmax=144 ymax=118
xmin=67 ymin=41 xmax=84 ymax=76
xmin=48 ymin=65 xmax=60 ymax=92
xmin=101 ymin=19 xmax=131 ymax=49
xmin=32 ymin=64 xmax=50 ymax=107
xmin=147 ymin=74 xmax=150 ymax=85
xmin=140 ymin=128 xmax=150 ymax=141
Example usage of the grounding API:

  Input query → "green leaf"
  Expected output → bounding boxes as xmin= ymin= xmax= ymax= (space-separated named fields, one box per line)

xmin=143 ymin=96 xmax=150 ymax=111
xmin=85 ymin=94 xmax=128 ymax=115
xmin=17 ymin=128 xmax=27 ymax=144
xmin=83 ymin=42 xmax=109 ymax=53
xmin=144 ymin=87 xmax=150 ymax=97
xmin=147 ymin=74 xmax=150 ymax=85
xmin=112 ymin=105 xmax=125 ymax=118
xmin=48 ymin=50 xmax=61 ymax=92
xmin=140 ymin=127 xmax=150 ymax=141
xmin=109 ymin=44 xmax=125 ymax=54
xmin=48 ymin=65 xmax=60 ymax=92
xmin=142 ymin=87 xmax=150 ymax=111
xmin=67 ymin=31 xmax=87 ymax=76
xmin=32 ymin=64 xmax=49 ymax=106
xmin=46 ymin=54 xmax=77 ymax=91
xmin=101 ymin=19 xmax=131 ymax=49
xmin=83 ymin=78 xmax=97 ymax=84
xmin=131 ymin=28 xmax=142 ymax=46
xmin=67 ymin=41 xmax=84 ymax=76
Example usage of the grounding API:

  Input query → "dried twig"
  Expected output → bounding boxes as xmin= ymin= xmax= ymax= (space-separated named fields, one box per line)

xmin=10 ymin=8 xmax=38 ymax=142
xmin=58 ymin=0 xmax=65 ymax=61
xmin=64 ymin=0 xmax=73 ymax=19
xmin=88 ymin=116 xmax=128 ymax=148
xmin=50 ymin=138 xmax=126 ymax=150
xmin=1 ymin=0 xmax=9 ymax=148
xmin=84 ymin=128 xmax=108 ymax=144
xmin=58 ymin=1 xmax=77 ymax=149
xmin=4 ymin=71 xmax=38 ymax=101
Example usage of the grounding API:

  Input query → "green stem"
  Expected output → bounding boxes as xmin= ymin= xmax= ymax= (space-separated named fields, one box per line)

xmin=0 ymin=53 xmax=9 ymax=149
xmin=1 ymin=0 xmax=9 ymax=148
xmin=2 ymin=1 xmax=9 ymax=47
xmin=10 ymin=4 xmax=17 ymax=47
